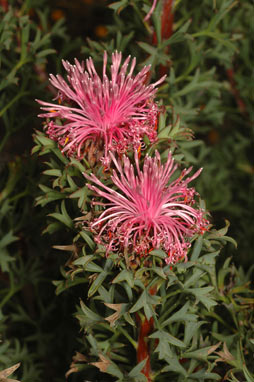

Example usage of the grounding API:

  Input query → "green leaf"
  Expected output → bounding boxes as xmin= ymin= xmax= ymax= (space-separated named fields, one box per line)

xmin=80 ymin=300 xmax=101 ymax=322
xmin=185 ymin=286 xmax=217 ymax=310
xmin=188 ymin=369 xmax=221 ymax=380
xmin=69 ymin=186 xmax=88 ymax=209
xmin=130 ymin=290 xmax=160 ymax=319
xmin=138 ymin=41 xmax=157 ymax=55
xmin=73 ymin=255 xmax=95 ymax=267
xmin=207 ymin=0 xmax=238 ymax=31
xmin=112 ymin=269 xmax=134 ymax=288
xmin=88 ymin=271 xmax=109 ymax=298
xmin=150 ymin=331 xmax=173 ymax=360
xmin=128 ymin=359 xmax=147 ymax=380
xmin=243 ymin=364 xmax=254 ymax=382
xmin=36 ymin=48 xmax=56 ymax=58
xmin=35 ymin=135 xmax=56 ymax=148
xmin=85 ymin=262 xmax=103 ymax=273
xmin=150 ymin=330 xmax=186 ymax=349
xmin=182 ymin=342 xmax=221 ymax=361
xmin=184 ymin=321 xmax=207 ymax=346
xmin=79 ymin=231 xmax=96 ymax=250
xmin=108 ymin=0 xmax=128 ymax=14
xmin=150 ymin=249 xmax=167 ymax=259
xmin=183 ymin=268 xmax=205 ymax=289
xmin=0 ymin=231 xmax=18 ymax=249
xmin=0 ymin=248 xmax=15 ymax=272
xmin=70 ymin=157 xmax=87 ymax=172
xmin=152 ymin=267 xmax=166 ymax=279
xmin=192 ymin=30 xmax=238 ymax=52
xmin=53 ymin=277 xmax=87 ymax=295
xmin=162 ymin=354 xmax=188 ymax=376
xmin=161 ymin=19 xmax=192 ymax=47
xmin=161 ymin=302 xmax=197 ymax=328
xmin=43 ymin=169 xmax=62 ymax=177
xmin=190 ymin=236 xmax=203 ymax=261
xmin=49 ymin=201 xmax=73 ymax=229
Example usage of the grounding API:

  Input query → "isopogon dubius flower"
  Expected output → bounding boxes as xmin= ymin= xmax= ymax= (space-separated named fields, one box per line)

xmin=37 ymin=51 xmax=165 ymax=167
xmin=84 ymin=151 xmax=209 ymax=264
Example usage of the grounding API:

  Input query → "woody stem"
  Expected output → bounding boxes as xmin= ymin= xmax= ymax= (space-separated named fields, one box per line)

xmin=136 ymin=314 xmax=154 ymax=382
xmin=136 ymin=285 xmax=157 ymax=381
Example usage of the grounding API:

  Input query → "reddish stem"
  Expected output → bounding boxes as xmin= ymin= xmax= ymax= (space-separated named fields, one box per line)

xmin=136 ymin=286 xmax=157 ymax=381
xmin=152 ymin=0 xmax=174 ymax=77
xmin=136 ymin=314 xmax=154 ymax=381
xmin=0 ymin=0 xmax=8 ymax=12
xmin=226 ymin=68 xmax=247 ymax=116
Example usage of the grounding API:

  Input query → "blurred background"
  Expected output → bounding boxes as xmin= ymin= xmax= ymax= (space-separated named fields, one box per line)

xmin=0 ymin=0 xmax=253 ymax=380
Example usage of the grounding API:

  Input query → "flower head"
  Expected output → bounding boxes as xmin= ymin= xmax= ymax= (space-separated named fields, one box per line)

xmin=37 ymin=51 xmax=165 ymax=166
xmin=85 ymin=151 xmax=209 ymax=264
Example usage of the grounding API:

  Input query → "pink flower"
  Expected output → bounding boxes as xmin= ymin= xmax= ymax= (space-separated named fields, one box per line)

xmin=84 ymin=151 xmax=209 ymax=264
xmin=37 ymin=51 xmax=165 ymax=166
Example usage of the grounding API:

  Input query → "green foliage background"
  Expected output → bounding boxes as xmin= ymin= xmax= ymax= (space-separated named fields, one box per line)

xmin=0 ymin=0 xmax=253 ymax=381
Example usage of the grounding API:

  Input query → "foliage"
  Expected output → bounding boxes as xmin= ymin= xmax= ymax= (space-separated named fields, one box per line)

xmin=0 ymin=0 xmax=253 ymax=381
xmin=33 ymin=109 xmax=253 ymax=381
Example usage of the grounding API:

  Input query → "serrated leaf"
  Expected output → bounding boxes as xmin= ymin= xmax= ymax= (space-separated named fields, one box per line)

xmin=0 ymin=231 xmax=18 ymax=249
xmin=129 ymin=290 xmax=160 ymax=319
xmin=162 ymin=354 xmax=188 ymax=376
xmin=183 ymin=269 xmax=205 ymax=289
xmin=185 ymin=286 xmax=217 ymax=310
xmin=112 ymin=269 xmax=134 ymax=288
xmin=161 ymin=302 xmax=197 ymax=328
xmin=183 ymin=342 xmax=221 ymax=361
xmin=184 ymin=321 xmax=207 ymax=346
xmin=0 ymin=249 xmax=15 ymax=272
xmin=150 ymin=330 xmax=186 ymax=349
xmin=48 ymin=212 xmax=73 ymax=229
xmin=80 ymin=300 xmax=101 ymax=322
xmin=128 ymin=359 xmax=147 ymax=380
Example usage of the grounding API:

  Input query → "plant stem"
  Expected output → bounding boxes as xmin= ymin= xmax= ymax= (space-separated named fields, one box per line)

xmin=136 ymin=313 xmax=154 ymax=381
xmin=0 ymin=91 xmax=29 ymax=118
xmin=118 ymin=326 xmax=137 ymax=350
xmin=151 ymin=0 xmax=174 ymax=76
xmin=136 ymin=285 xmax=157 ymax=381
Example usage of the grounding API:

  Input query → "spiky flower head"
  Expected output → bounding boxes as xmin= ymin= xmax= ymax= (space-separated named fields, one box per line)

xmin=84 ymin=151 xmax=209 ymax=264
xmin=37 ymin=51 xmax=165 ymax=166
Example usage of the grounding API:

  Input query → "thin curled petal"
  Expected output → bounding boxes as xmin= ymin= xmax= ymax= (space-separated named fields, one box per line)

xmin=37 ymin=51 xmax=166 ymax=165
xmin=84 ymin=151 xmax=209 ymax=263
